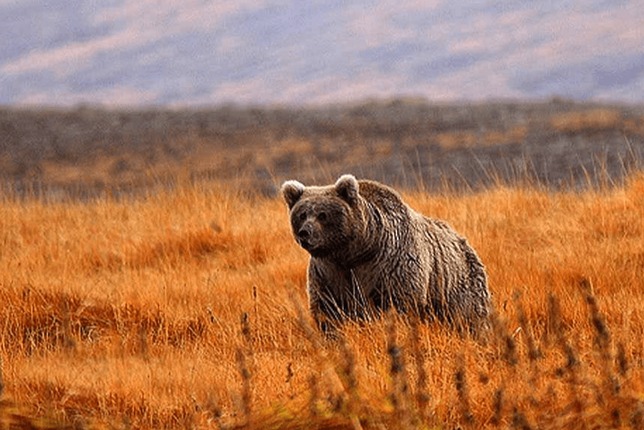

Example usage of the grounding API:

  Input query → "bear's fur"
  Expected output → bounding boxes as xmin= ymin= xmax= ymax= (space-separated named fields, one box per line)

xmin=282 ymin=174 xmax=491 ymax=333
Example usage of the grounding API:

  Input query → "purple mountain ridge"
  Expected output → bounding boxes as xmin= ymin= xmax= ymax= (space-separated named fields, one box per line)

xmin=1 ymin=0 xmax=643 ymax=107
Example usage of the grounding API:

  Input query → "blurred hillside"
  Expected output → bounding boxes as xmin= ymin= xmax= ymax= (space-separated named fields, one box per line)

xmin=1 ymin=98 xmax=643 ymax=198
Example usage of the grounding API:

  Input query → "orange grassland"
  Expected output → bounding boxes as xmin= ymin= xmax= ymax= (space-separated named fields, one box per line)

xmin=1 ymin=173 xmax=644 ymax=430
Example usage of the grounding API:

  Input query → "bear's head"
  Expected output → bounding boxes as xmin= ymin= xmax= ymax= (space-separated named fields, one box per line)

xmin=281 ymin=174 xmax=365 ymax=259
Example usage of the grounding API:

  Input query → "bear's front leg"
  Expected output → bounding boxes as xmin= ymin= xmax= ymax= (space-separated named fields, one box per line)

xmin=307 ymin=261 xmax=352 ymax=333
xmin=308 ymin=281 xmax=346 ymax=334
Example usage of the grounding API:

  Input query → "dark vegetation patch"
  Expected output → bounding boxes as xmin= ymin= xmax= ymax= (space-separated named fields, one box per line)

xmin=1 ymin=98 xmax=643 ymax=199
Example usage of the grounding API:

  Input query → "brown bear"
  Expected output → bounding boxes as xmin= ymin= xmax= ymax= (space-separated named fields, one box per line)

xmin=281 ymin=174 xmax=491 ymax=334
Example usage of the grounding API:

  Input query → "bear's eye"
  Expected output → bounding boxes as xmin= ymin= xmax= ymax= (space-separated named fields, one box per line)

xmin=318 ymin=212 xmax=327 ymax=222
xmin=299 ymin=212 xmax=307 ymax=222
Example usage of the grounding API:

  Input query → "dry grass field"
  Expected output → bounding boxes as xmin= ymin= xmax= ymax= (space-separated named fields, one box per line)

xmin=2 ymin=168 xmax=644 ymax=429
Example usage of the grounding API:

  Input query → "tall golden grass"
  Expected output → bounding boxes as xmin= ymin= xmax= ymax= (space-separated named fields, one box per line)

xmin=1 ymin=172 xmax=644 ymax=429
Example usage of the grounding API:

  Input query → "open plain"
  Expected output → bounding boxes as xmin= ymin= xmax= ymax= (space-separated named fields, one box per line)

xmin=1 ymin=100 xmax=644 ymax=429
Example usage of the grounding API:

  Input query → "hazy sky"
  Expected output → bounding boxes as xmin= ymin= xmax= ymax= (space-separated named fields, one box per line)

xmin=1 ymin=0 xmax=643 ymax=106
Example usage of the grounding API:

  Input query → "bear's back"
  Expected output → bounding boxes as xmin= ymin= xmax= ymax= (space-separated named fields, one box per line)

xmin=357 ymin=179 xmax=409 ymax=216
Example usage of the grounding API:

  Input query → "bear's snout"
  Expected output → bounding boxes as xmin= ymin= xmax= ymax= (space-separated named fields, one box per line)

xmin=297 ymin=223 xmax=315 ymax=249
xmin=297 ymin=225 xmax=311 ymax=240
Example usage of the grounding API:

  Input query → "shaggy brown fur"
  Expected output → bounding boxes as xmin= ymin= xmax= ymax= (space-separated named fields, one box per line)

xmin=282 ymin=174 xmax=491 ymax=333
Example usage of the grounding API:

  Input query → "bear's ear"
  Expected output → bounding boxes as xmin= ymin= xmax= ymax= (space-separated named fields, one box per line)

xmin=281 ymin=180 xmax=306 ymax=209
xmin=335 ymin=174 xmax=359 ymax=205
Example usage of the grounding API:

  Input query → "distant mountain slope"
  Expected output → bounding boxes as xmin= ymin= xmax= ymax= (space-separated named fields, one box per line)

xmin=1 ymin=1 xmax=643 ymax=106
